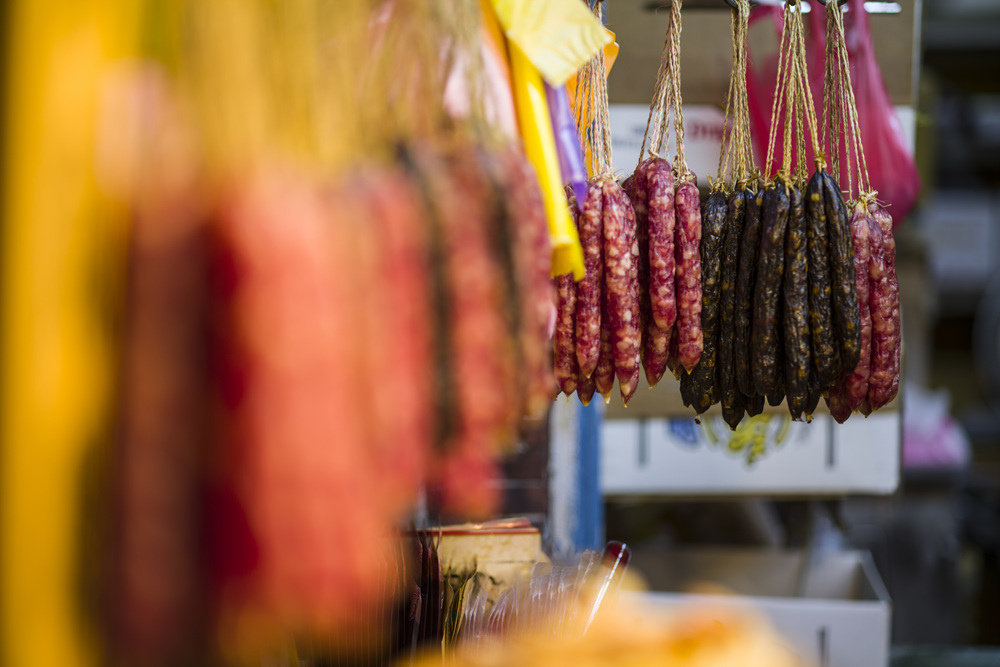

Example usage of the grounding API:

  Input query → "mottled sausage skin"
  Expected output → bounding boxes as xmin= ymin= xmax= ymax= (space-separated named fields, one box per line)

xmin=647 ymin=158 xmax=677 ymax=331
xmin=804 ymin=171 xmax=838 ymax=388
xmin=644 ymin=318 xmax=669 ymax=387
xmin=752 ymin=183 xmax=790 ymax=396
xmin=554 ymin=273 xmax=578 ymax=396
xmin=675 ymin=181 xmax=704 ymax=372
xmin=621 ymin=358 xmax=641 ymax=406
xmin=783 ymin=184 xmax=810 ymax=421
xmin=720 ymin=190 xmax=747 ymax=430
xmin=594 ymin=298 xmax=616 ymax=402
xmin=823 ymin=173 xmax=861 ymax=373
xmin=683 ymin=190 xmax=726 ymax=414
xmin=628 ymin=161 xmax=651 ymax=344
xmin=577 ymin=367 xmax=597 ymax=406
xmin=868 ymin=201 xmax=900 ymax=410
xmin=735 ymin=188 xmax=762 ymax=397
xmin=500 ymin=149 xmax=556 ymax=418
xmin=843 ymin=201 xmax=872 ymax=412
xmin=602 ymin=180 xmax=641 ymax=397
xmin=575 ymin=181 xmax=604 ymax=378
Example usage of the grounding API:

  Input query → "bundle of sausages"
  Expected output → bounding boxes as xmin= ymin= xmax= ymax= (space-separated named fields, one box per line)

xmin=555 ymin=177 xmax=644 ymax=406
xmin=825 ymin=199 xmax=900 ymax=421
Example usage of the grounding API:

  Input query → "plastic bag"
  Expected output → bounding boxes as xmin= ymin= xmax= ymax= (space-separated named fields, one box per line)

xmin=748 ymin=0 xmax=919 ymax=227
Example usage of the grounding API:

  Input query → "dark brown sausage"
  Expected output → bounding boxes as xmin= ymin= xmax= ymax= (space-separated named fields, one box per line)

xmin=720 ymin=190 xmax=747 ymax=430
xmin=804 ymin=171 xmax=839 ymax=388
xmin=752 ymin=182 xmax=790 ymax=396
xmin=783 ymin=184 xmax=810 ymax=421
xmin=675 ymin=181 xmax=704 ymax=372
xmin=822 ymin=172 xmax=861 ymax=373
xmin=647 ymin=157 xmax=677 ymax=330
xmin=735 ymin=188 xmax=762 ymax=397
xmin=868 ymin=201 xmax=900 ymax=410
xmin=575 ymin=181 xmax=604 ymax=378
xmin=684 ymin=190 xmax=727 ymax=414
xmin=745 ymin=392 xmax=766 ymax=418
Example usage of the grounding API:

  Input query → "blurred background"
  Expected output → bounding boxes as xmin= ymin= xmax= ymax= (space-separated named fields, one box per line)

xmin=1 ymin=0 xmax=998 ymax=666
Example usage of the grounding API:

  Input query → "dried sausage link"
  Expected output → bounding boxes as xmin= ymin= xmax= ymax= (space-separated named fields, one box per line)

xmin=594 ymin=298 xmax=616 ymax=402
xmin=822 ymin=173 xmax=861 ymax=373
xmin=805 ymin=171 xmax=838 ymax=387
xmin=554 ymin=272 xmax=578 ymax=396
xmin=843 ymin=201 xmax=872 ymax=411
xmin=647 ymin=158 xmax=677 ymax=331
xmin=621 ymin=358 xmax=640 ymax=406
xmin=868 ymin=202 xmax=900 ymax=410
xmin=500 ymin=149 xmax=556 ymax=418
xmin=685 ymin=190 xmax=726 ymax=413
xmin=720 ymin=190 xmax=747 ymax=429
xmin=675 ymin=181 xmax=704 ymax=372
xmin=825 ymin=382 xmax=852 ymax=424
xmin=643 ymin=318 xmax=670 ymax=387
xmin=783 ymin=184 xmax=810 ymax=421
xmin=745 ymin=392 xmax=766 ymax=418
xmin=577 ymin=368 xmax=597 ymax=406
xmin=602 ymin=180 xmax=641 ymax=397
xmin=575 ymin=182 xmax=604 ymax=378
xmin=752 ymin=183 xmax=790 ymax=396
xmin=735 ymin=188 xmax=762 ymax=396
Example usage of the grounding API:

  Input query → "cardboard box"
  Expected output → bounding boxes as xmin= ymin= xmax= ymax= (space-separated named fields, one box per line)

xmin=601 ymin=411 xmax=901 ymax=497
xmin=623 ymin=548 xmax=891 ymax=667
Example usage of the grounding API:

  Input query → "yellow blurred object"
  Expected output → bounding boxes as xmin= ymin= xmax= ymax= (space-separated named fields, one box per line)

xmin=492 ymin=0 xmax=611 ymax=86
xmin=414 ymin=593 xmax=802 ymax=667
xmin=0 ymin=1 xmax=139 ymax=666
xmin=507 ymin=40 xmax=584 ymax=279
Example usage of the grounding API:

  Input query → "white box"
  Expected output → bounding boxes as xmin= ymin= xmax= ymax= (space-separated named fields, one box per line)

xmin=623 ymin=548 xmax=891 ymax=667
xmin=601 ymin=412 xmax=900 ymax=497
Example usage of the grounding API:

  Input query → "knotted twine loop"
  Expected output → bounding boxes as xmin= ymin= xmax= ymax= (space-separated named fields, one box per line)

xmin=666 ymin=0 xmax=694 ymax=182
xmin=637 ymin=0 xmax=693 ymax=183
xmin=638 ymin=25 xmax=673 ymax=170
xmin=823 ymin=0 xmax=871 ymax=202
xmin=715 ymin=0 xmax=753 ymax=192
xmin=764 ymin=0 xmax=823 ymax=187
xmin=576 ymin=1 xmax=615 ymax=180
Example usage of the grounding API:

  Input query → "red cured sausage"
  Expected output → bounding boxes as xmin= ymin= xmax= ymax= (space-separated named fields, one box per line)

xmin=602 ymin=180 xmax=641 ymax=397
xmin=868 ymin=202 xmax=900 ymax=410
xmin=674 ymin=180 xmax=703 ymax=372
xmin=644 ymin=317 xmax=670 ymax=387
xmin=554 ymin=273 xmax=579 ymax=397
xmin=825 ymin=382 xmax=852 ymax=424
xmin=647 ymin=158 xmax=677 ymax=331
xmin=594 ymin=307 xmax=615 ymax=402
xmin=843 ymin=201 xmax=872 ymax=411
xmin=575 ymin=182 xmax=604 ymax=378
xmin=621 ymin=359 xmax=640 ymax=406
xmin=498 ymin=149 xmax=556 ymax=418
xmin=577 ymin=367 xmax=597 ymax=406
